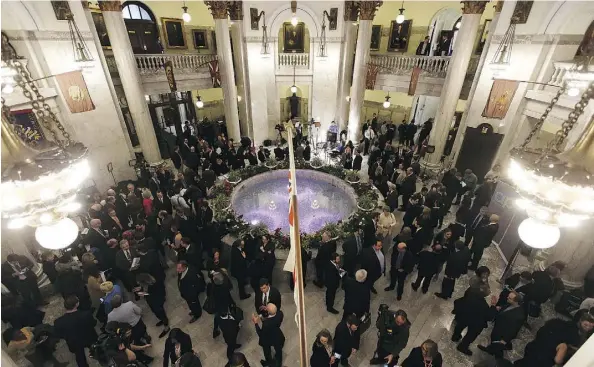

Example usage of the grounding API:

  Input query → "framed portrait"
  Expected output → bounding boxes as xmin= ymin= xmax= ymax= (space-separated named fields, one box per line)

xmin=91 ymin=11 xmax=111 ymax=49
xmin=511 ymin=1 xmax=534 ymax=24
xmin=250 ymin=8 xmax=260 ymax=30
xmin=51 ymin=1 xmax=72 ymax=20
xmin=161 ymin=17 xmax=187 ymax=49
xmin=370 ymin=25 xmax=382 ymax=51
xmin=329 ymin=8 xmax=338 ymax=30
xmin=192 ymin=29 xmax=209 ymax=49
xmin=387 ymin=20 xmax=412 ymax=52
xmin=476 ymin=19 xmax=491 ymax=54
xmin=283 ymin=22 xmax=305 ymax=53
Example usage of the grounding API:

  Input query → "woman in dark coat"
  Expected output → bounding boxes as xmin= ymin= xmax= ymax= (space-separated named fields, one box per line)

xmin=163 ymin=328 xmax=193 ymax=367
xmin=402 ymin=339 xmax=443 ymax=367
xmin=310 ymin=329 xmax=338 ymax=367
xmin=231 ymin=239 xmax=251 ymax=299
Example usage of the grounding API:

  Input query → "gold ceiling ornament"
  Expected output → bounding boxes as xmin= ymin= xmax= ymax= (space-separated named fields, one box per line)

xmin=228 ymin=1 xmax=244 ymax=21
xmin=98 ymin=0 xmax=122 ymax=12
xmin=494 ymin=0 xmax=504 ymax=13
xmin=344 ymin=1 xmax=359 ymax=22
xmin=205 ymin=1 xmax=229 ymax=19
xmin=461 ymin=1 xmax=488 ymax=15
xmin=358 ymin=1 xmax=382 ymax=21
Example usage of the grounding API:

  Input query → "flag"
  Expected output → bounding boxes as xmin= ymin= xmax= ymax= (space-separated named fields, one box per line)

xmin=54 ymin=71 xmax=95 ymax=113
xmin=164 ymin=60 xmax=177 ymax=92
xmin=482 ymin=79 xmax=519 ymax=119
xmin=408 ymin=67 xmax=422 ymax=96
xmin=209 ymin=59 xmax=221 ymax=88
xmin=365 ymin=63 xmax=380 ymax=90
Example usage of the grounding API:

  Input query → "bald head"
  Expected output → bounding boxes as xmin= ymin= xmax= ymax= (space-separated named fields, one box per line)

xmin=397 ymin=242 xmax=407 ymax=252
xmin=90 ymin=219 xmax=101 ymax=229
xmin=490 ymin=214 xmax=499 ymax=223
xmin=106 ymin=189 xmax=116 ymax=196
xmin=266 ymin=303 xmax=277 ymax=316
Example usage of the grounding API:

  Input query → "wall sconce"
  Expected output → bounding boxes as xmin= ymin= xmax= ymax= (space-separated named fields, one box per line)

xmin=195 ymin=93 xmax=204 ymax=108
xmin=318 ymin=9 xmax=338 ymax=57
xmin=396 ymin=0 xmax=406 ymax=24
xmin=250 ymin=8 xmax=269 ymax=54
xmin=383 ymin=92 xmax=391 ymax=108
xmin=181 ymin=1 xmax=191 ymax=23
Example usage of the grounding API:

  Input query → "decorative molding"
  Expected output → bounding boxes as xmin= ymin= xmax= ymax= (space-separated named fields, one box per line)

xmin=461 ymin=1 xmax=488 ymax=15
xmin=98 ymin=0 xmax=122 ymax=12
xmin=228 ymin=1 xmax=243 ymax=21
xmin=311 ymin=37 xmax=343 ymax=43
xmin=5 ymin=30 xmax=93 ymax=41
xmin=205 ymin=1 xmax=229 ymax=20
xmin=344 ymin=1 xmax=359 ymax=22
xmin=410 ymin=26 xmax=428 ymax=36
xmin=358 ymin=1 xmax=382 ymax=21
xmin=491 ymin=33 xmax=583 ymax=45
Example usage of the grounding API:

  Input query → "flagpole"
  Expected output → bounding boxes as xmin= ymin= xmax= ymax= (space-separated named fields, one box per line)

xmin=286 ymin=127 xmax=309 ymax=367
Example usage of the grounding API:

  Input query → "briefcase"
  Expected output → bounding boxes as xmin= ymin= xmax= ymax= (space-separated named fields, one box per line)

xmin=358 ymin=312 xmax=372 ymax=334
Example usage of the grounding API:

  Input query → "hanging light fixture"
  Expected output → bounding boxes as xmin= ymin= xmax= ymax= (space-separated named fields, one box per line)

xmin=383 ymin=92 xmax=391 ymax=108
xmin=396 ymin=0 xmax=406 ymax=24
xmin=491 ymin=23 xmax=516 ymax=65
xmin=182 ymin=1 xmax=191 ymax=23
xmin=68 ymin=16 xmax=94 ymax=63
xmin=1 ymin=34 xmax=88 ymax=249
xmin=290 ymin=60 xmax=297 ymax=93
xmin=195 ymin=94 xmax=204 ymax=108
xmin=291 ymin=0 xmax=298 ymax=26
xmin=506 ymin=80 xmax=594 ymax=247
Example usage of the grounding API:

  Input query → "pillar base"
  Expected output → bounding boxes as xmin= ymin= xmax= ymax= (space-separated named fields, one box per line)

xmin=420 ymin=158 xmax=444 ymax=178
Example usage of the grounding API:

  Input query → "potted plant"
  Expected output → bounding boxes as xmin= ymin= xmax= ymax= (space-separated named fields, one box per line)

xmin=345 ymin=170 xmax=360 ymax=184
xmin=211 ymin=193 xmax=231 ymax=212
xmin=357 ymin=193 xmax=377 ymax=212
xmin=265 ymin=156 xmax=278 ymax=169
xmin=309 ymin=156 xmax=324 ymax=169
xmin=226 ymin=170 xmax=242 ymax=184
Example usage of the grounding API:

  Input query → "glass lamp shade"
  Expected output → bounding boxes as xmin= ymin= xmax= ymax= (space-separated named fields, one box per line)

xmin=182 ymin=11 xmax=191 ymax=23
xmin=196 ymin=98 xmax=204 ymax=108
xmin=291 ymin=15 xmax=298 ymax=26
xmin=396 ymin=13 xmax=405 ymax=24
xmin=518 ymin=218 xmax=560 ymax=249
xmin=35 ymin=217 xmax=79 ymax=250
xmin=291 ymin=85 xmax=297 ymax=93
xmin=383 ymin=100 xmax=391 ymax=108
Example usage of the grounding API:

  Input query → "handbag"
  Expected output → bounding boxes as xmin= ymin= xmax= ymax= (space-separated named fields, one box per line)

xmin=203 ymin=283 xmax=216 ymax=314
xmin=229 ymin=303 xmax=244 ymax=322
xmin=358 ymin=312 xmax=372 ymax=334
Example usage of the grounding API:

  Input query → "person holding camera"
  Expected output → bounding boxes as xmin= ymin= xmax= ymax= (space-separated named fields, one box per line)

xmin=370 ymin=308 xmax=410 ymax=366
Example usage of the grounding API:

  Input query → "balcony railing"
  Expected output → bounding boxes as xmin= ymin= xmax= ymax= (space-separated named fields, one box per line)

xmin=278 ymin=53 xmax=309 ymax=68
xmin=548 ymin=60 xmax=594 ymax=87
xmin=135 ymin=54 xmax=217 ymax=74
xmin=370 ymin=55 xmax=451 ymax=76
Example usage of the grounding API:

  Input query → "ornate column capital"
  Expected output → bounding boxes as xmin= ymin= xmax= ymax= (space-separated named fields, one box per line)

xmin=358 ymin=1 xmax=382 ymax=21
xmin=461 ymin=1 xmax=488 ymax=14
xmin=228 ymin=1 xmax=243 ymax=21
xmin=98 ymin=0 xmax=122 ymax=12
xmin=344 ymin=1 xmax=359 ymax=22
xmin=494 ymin=0 xmax=504 ymax=13
xmin=205 ymin=1 xmax=229 ymax=19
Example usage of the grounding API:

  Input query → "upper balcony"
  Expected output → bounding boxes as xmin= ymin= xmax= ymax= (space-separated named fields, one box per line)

xmin=106 ymin=53 xmax=216 ymax=95
xmin=371 ymin=54 xmax=479 ymax=98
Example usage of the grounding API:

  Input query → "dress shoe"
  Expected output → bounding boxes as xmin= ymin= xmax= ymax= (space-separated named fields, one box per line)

xmin=155 ymin=320 xmax=164 ymax=327
xmin=158 ymin=327 xmax=170 ymax=339
xmin=370 ymin=287 xmax=377 ymax=294
xmin=477 ymin=345 xmax=491 ymax=354
xmin=189 ymin=316 xmax=198 ymax=323
xmin=327 ymin=308 xmax=339 ymax=314
xmin=434 ymin=292 xmax=448 ymax=300
xmin=451 ymin=334 xmax=461 ymax=342
xmin=456 ymin=345 xmax=473 ymax=356
xmin=240 ymin=294 xmax=252 ymax=300
xmin=411 ymin=284 xmax=419 ymax=292
xmin=384 ymin=286 xmax=394 ymax=291
xmin=422 ymin=289 xmax=428 ymax=294
xmin=397 ymin=295 xmax=402 ymax=301
xmin=213 ymin=329 xmax=221 ymax=338
xmin=261 ymin=359 xmax=270 ymax=366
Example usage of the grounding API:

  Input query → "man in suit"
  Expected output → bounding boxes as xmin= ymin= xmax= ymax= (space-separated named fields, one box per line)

xmin=177 ymin=260 xmax=204 ymax=323
xmin=54 ymin=295 xmax=98 ymax=367
xmin=86 ymin=218 xmax=109 ymax=254
xmin=384 ymin=242 xmax=415 ymax=300
xmin=435 ymin=240 xmax=471 ymax=299
xmin=325 ymin=252 xmax=343 ymax=314
xmin=274 ymin=144 xmax=285 ymax=161
xmin=216 ymin=310 xmax=241 ymax=364
xmin=415 ymin=35 xmax=431 ymax=56
xmin=1 ymin=254 xmax=45 ymax=306
xmin=115 ymin=239 xmax=139 ymax=292
xmin=253 ymin=303 xmax=285 ymax=367
xmin=342 ymin=227 xmax=363 ymax=277
xmin=153 ymin=190 xmax=172 ymax=214
xmin=363 ymin=212 xmax=380 ymax=248
xmin=465 ymin=207 xmax=490 ymax=246
xmin=452 ymin=286 xmax=494 ymax=356
xmin=478 ymin=291 xmax=526 ymax=357
xmin=313 ymin=231 xmax=337 ymax=288
xmin=231 ymin=239 xmax=251 ymax=300
xmin=360 ymin=236 xmax=385 ymax=294
xmin=352 ymin=150 xmax=363 ymax=172
xmin=179 ymin=237 xmax=203 ymax=271
xmin=446 ymin=213 xmax=466 ymax=242
xmin=469 ymin=214 xmax=499 ymax=270
xmin=334 ymin=315 xmax=361 ymax=366
xmin=342 ymin=269 xmax=371 ymax=320
xmin=399 ymin=167 xmax=417 ymax=211
xmin=255 ymin=278 xmax=281 ymax=316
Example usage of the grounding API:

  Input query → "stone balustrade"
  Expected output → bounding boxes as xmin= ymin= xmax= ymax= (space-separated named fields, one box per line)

xmin=135 ymin=54 xmax=217 ymax=74
xmin=278 ymin=52 xmax=310 ymax=68
xmin=548 ymin=60 xmax=594 ymax=87
xmin=370 ymin=55 xmax=451 ymax=76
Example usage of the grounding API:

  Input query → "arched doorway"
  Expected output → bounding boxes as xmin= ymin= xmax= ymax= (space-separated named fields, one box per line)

xmin=121 ymin=1 xmax=161 ymax=54
xmin=280 ymin=86 xmax=308 ymax=121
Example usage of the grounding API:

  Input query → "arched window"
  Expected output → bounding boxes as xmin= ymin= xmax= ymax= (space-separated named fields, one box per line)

xmin=121 ymin=1 xmax=160 ymax=54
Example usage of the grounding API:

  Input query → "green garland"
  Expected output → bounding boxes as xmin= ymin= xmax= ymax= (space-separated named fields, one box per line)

xmin=209 ymin=161 xmax=379 ymax=249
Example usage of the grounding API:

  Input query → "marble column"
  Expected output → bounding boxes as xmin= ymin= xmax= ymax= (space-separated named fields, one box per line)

xmin=423 ymin=1 xmax=487 ymax=168
xmin=177 ymin=93 xmax=188 ymax=123
xmin=451 ymin=1 xmax=502 ymax=165
xmin=229 ymin=1 xmax=253 ymax=139
xmin=99 ymin=1 xmax=161 ymax=164
xmin=335 ymin=1 xmax=359 ymax=132
xmin=206 ymin=1 xmax=241 ymax=143
xmin=347 ymin=1 xmax=382 ymax=143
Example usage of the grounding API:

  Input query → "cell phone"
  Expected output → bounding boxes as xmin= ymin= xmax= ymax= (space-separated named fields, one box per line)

xmin=333 ymin=353 xmax=341 ymax=359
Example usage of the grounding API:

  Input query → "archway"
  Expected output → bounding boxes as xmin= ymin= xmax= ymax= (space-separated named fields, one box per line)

xmin=279 ymin=85 xmax=308 ymax=120
xmin=121 ymin=1 xmax=161 ymax=53
xmin=427 ymin=7 xmax=461 ymax=56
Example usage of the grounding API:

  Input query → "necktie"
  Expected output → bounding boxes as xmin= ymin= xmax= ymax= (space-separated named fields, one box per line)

xmin=125 ymin=250 xmax=131 ymax=261
xmin=263 ymin=292 xmax=268 ymax=305
xmin=356 ymin=236 xmax=362 ymax=254
xmin=473 ymin=215 xmax=482 ymax=229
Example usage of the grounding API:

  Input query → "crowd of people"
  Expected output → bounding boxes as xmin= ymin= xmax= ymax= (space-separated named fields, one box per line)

xmin=2 ymin=119 xmax=593 ymax=367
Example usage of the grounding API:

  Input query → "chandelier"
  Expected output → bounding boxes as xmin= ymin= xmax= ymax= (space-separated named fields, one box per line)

xmin=1 ymin=34 xmax=89 ymax=249
xmin=507 ymin=79 xmax=594 ymax=247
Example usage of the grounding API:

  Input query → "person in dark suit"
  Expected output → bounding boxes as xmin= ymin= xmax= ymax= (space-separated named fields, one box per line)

xmin=435 ymin=240 xmax=471 ymax=299
xmin=402 ymin=195 xmax=423 ymax=230
xmin=231 ymin=239 xmax=251 ymax=300
xmin=399 ymin=168 xmax=417 ymax=211
xmin=303 ymin=141 xmax=312 ymax=161
xmin=154 ymin=191 xmax=172 ymax=214
xmin=115 ymin=239 xmax=139 ymax=292
xmin=314 ymin=232 xmax=338 ymax=288
xmin=415 ymin=36 xmax=431 ymax=56
xmin=452 ymin=285 xmax=494 ymax=356
xmin=86 ymin=218 xmax=109 ymax=254
xmin=352 ymin=150 xmax=363 ymax=172
xmin=325 ymin=253 xmax=343 ymax=314
xmin=54 ymin=295 xmax=98 ymax=367
xmin=465 ymin=207 xmax=490 ymax=246
xmin=402 ymin=339 xmax=443 ymax=367
xmin=342 ymin=228 xmax=363 ymax=277
xmin=496 ymin=271 xmax=532 ymax=307
xmin=310 ymin=329 xmax=339 ymax=367
xmin=274 ymin=144 xmax=285 ymax=161
xmin=342 ymin=269 xmax=371 ymax=320
xmin=359 ymin=237 xmax=385 ymax=294
xmin=363 ymin=212 xmax=380 ymax=248
xmin=176 ymin=261 xmax=204 ymax=323
xmin=179 ymin=237 xmax=203 ymax=271
xmin=216 ymin=309 xmax=241 ymax=364
xmin=253 ymin=303 xmax=285 ymax=367
xmin=523 ymin=266 xmax=559 ymax=320
xmin=478 ymin=291 xmax=526 ymax=357
xmin=171 ymin=146 xmax=183 ymax=171
xmin=162 ymin=328 xmax=193 ymax=367
xmin=247 ymin=147 xmax=259 ymax=166
xmin=446 ymin=213 xmax=466 ymax=243
xmin=469 ymin=214 xmax=499 ymax=270
xmin=411 ymin=245 xmax=440 ymax=294
xmin=255 ymin=278 xmax=281 ymax=316
xmin=385 ymin=242 xmax=415 ymax=300
xmin=257 ymin=146 xmax=268 ymax=163
xmin=1 ymin=254 xmax=44 ymax=307
xmin=334 ymin=315 xmax=361 ymax=366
